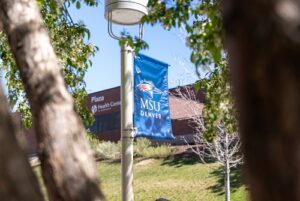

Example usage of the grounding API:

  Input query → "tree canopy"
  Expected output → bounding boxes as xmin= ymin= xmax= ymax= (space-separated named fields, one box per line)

xmin=0 ymin=0 xmax=99 ymax=127
xmin=145 ymin=0 xmax=236 ymax=140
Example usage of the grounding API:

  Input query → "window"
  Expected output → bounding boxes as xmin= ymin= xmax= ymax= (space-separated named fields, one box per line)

xmin=87 ymin=112 xmax=120 ymax=133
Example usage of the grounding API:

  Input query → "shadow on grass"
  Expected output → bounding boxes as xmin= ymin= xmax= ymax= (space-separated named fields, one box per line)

xmin=208 ymin=166 xmax=244 ymax=196
xmin=160 ymin=151 xmax=216 ymax=167
xmin=161 ymin=152 xmax=199 ymax=167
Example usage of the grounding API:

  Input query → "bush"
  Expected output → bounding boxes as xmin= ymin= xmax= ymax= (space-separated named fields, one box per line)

xmin=140 ymin=146 xmax=175 ymax=159
xmin=95 ymin=141 xmax=121 ymax=160
xmin=134 ymin=138 xmax=175 ymax=159
xmin=85 ymin=132 xmax=101 ymax=152
xmin=134 ymin=138 xmax=152 ymax=157
xmin=86 ymin=136 xmax=175 ymax=160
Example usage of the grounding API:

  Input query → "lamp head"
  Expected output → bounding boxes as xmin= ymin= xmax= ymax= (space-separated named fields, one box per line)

xmin=105 ymin=0 xmax=148 ymax=25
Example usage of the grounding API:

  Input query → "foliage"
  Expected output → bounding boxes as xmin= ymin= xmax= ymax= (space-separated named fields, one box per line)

xmin=95 ymin=141 xmax=121 ymax=160
xmin=145 ymin=0 xmax=223 ymax=70
xmin=196 ymin=60 xmax=237 ymax=140
xmin=0 ymin=0 xmax=99 ymax=127
xmin=145 ymin=0 xmax=236 ymax=140
xmin=119 ymin=34 xmax=149 ymax=54
xmin=134 ymin=138 xmax=175 ymax=159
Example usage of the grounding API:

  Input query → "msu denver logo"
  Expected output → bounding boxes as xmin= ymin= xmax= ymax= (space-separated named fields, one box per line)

xmin=137 ymin=80 xmax=162 ymax=119
xmin=137 ymin=80 xmax=162 ymax=99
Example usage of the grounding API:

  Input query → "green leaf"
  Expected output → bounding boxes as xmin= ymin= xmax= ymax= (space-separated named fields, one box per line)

xmin=76 ymin=1 xmax=81 ymax=9
xmin=210 ymin=46 xmax=221 ymax=64
xmin=194 ymin=81 xmax=201 ymax=92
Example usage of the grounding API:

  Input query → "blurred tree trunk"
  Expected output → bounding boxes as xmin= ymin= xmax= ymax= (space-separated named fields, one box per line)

xmin=223 ymin=0 xmax=300 ymax=200
xmin=0 ymin=0 xmax=104 ymax=201
xmin=0 ymin=85 xmax=44 ymax=201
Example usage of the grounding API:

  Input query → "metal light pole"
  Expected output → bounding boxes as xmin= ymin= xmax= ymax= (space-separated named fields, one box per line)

xmin=121 ymin=41 xmax=134 ymax=201
xmin=104 ymin=1 xmax=148 ymax=201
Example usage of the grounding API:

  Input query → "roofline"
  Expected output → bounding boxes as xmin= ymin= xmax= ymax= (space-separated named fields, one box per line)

xmin=87 ymin=83 xmax=200 ymax=96
xmin=169 ymin=83 xmax=196 ymax=90
xmin=88 ymin=86 xmax=120 ymax=96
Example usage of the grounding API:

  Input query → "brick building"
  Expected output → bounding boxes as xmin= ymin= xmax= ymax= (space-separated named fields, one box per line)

xmin=22 ymin=84 xmax=204 ymax=154
xmin=86 ymin=85 xmax=204 ymax=144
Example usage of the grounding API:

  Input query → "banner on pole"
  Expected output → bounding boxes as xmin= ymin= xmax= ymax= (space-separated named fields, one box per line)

xmin=134 ymin=54 xmax=174 ymax=139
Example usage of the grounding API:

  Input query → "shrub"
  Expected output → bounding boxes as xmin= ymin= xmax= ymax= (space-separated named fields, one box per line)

xmin=134 ymin=138 xmax=175 ymax=159
xmin=140 ymin=145 xmax=175 ymax=159
xmin=85 ymin=132 xmax=101 ymax=152
xmin=134 ymin=138 xmax=152 ymax=157
xmin=95 ymin=141 xmax=121 ymax=160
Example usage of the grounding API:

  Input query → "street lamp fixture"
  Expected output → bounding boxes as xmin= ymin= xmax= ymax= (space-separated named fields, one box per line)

xmin=104 ymin=1 xmax=148 ymax=201
xmin=105 ymin=0 xmax=148 ymax=25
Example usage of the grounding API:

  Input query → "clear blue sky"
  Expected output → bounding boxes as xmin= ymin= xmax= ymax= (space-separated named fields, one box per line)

xmin=69 ymin=4 xmax=198 ymax=93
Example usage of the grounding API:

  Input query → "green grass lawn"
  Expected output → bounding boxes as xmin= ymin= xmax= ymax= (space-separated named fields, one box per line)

xmin=98 ymin=157 xmax=248 ymax=201
xmin=34 ymin=156 xmax=248 ymax=201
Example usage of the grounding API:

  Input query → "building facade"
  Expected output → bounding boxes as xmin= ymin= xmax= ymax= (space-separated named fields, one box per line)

xmin=22 ymin=84 xmax=204 ymax=155
xmin=86 ymin=85 xmax=204 ymax=144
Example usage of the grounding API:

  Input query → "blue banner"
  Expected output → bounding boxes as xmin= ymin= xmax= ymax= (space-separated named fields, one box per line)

xmin=134 ymin=54 xmax=174 ymax=139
